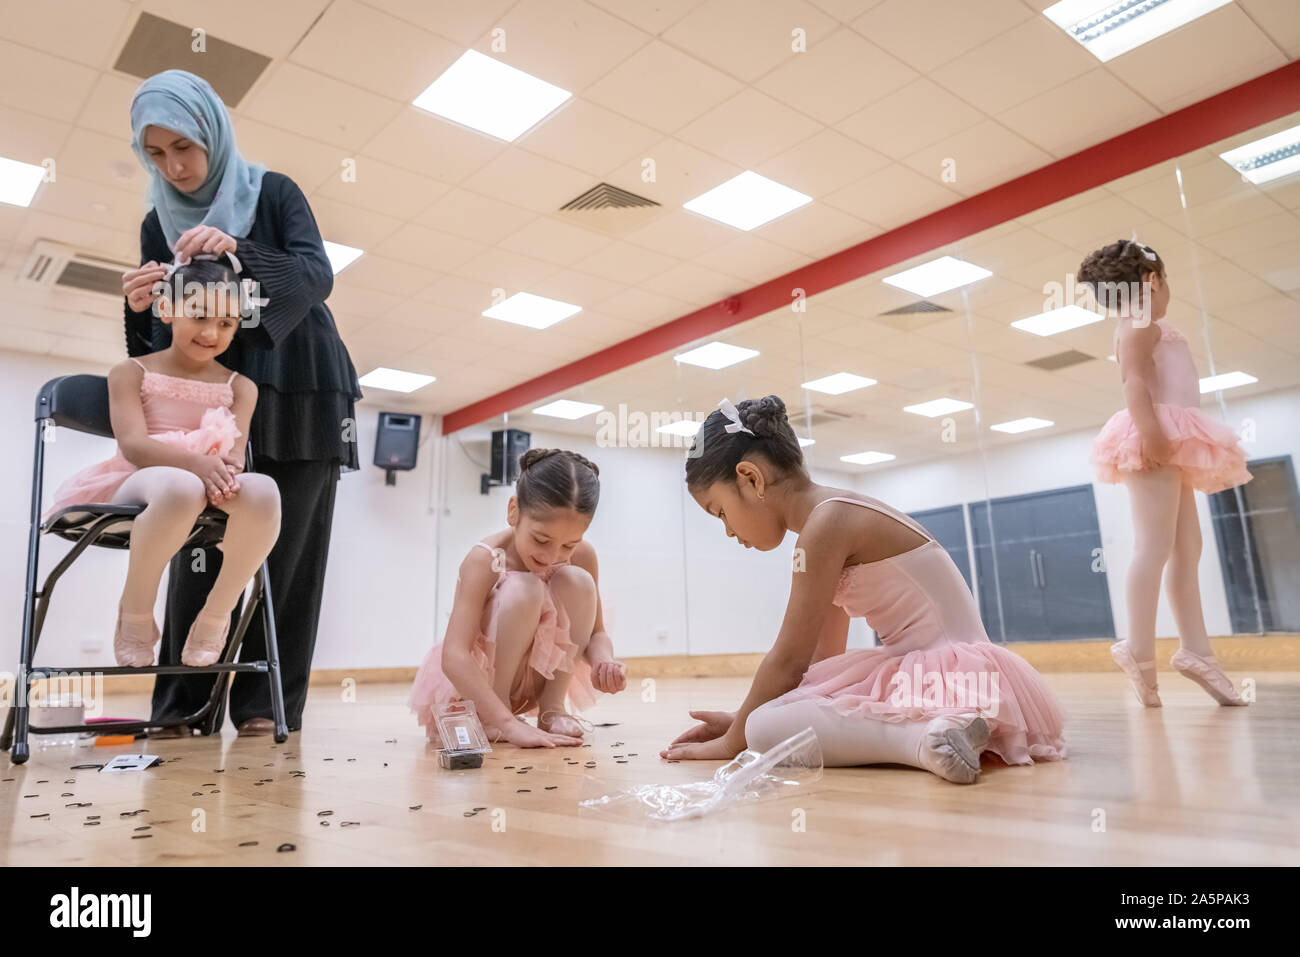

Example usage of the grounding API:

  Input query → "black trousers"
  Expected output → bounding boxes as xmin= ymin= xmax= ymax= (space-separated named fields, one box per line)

xmin=150 ymin=457 xmax=340 ymax=732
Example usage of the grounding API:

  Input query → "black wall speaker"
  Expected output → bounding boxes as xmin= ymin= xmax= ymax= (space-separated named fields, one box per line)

xmin=374 ymin=412 xmax=421 ymax=484
xmin=483 ymin=428 xmax=530 ymax=492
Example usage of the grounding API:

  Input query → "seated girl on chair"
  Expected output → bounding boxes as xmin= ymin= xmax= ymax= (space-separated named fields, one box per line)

xmin=46 ymin=253 xmax=281 ymax=669
xmin=410 ymin=449 xmax=627 ymax=749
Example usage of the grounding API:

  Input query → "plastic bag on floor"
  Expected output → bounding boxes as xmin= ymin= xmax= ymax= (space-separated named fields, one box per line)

xmin=578 ymin=727 xmax=823 ymax=822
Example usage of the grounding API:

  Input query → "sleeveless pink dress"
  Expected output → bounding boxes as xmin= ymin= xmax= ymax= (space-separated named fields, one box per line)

xmin=44 ymin=358 xmax=240 ymax=519
xmin=775 ymin=496 xmax=1067 ymax=766
xmin=1091 ymin=318 xmax=1251 ymax=493
xmin=409 ymin=541 xmax=598 ymax=741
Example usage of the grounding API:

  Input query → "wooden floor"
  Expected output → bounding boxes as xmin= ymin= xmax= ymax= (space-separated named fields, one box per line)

xmin=3 ymin=672 xmax=1298 ymax=866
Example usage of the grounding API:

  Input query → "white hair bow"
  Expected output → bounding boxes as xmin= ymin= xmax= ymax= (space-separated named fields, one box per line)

xmin=1128 ymin=232 xmax=1158 ymax=262
xmin=718 ymin=397 xmax=754 ymax=436
xmin=161 ymin=251 xmax=267 ymax=313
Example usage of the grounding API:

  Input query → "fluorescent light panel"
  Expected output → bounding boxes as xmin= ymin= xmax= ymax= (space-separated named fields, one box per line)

xmin=991 ymin=417 xmax=1054 ymax=434
xmin=1220 ymin=124 xmax=1300 ymax=185
xmin=683 ymin=171 xmax=811 ymax=231
xmin=322 ymin=240 xmax=363 ymax=274
xmin=482 ymin=292 xmax=581 ymax=329
xmin=674 ymin=342 xmax=759 ymax=370
xmin=1044 ymin=0 xmax=1233 ymax=63
xmin=1012 ymin=304 xmax=1103 ymax=336
xmin=1199 ymin=371 xmax=1257 ymax=394
xmin=413 ymin=50 xmax=571 ymax=142
xmin=358 ymin=367 xmax=435 ymax=393
xmin=797 ymin=437 xmax=816 ymax=447
xmin=882 ymin=256 xmax=991 ymax=297
xmin=0 ymin=156 xmax=44 ymax=207
xmin=904 ymin=397 xmax=973 ymax=418
xmin=656 ymin=420 xmax=702 ymax=437
xmin=533 ymin=399 xmax=603 ymax=420
xmin=841 ymin=450 xmax=895 ymax=466
xmin=801 ymin=372 xmax=877 ymax=395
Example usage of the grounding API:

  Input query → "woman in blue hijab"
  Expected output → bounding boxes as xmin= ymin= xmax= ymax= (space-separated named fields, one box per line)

xmin=122 ymin=69 xmax=362 ymax=738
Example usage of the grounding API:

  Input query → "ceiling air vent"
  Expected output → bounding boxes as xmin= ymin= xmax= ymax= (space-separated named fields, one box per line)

xmin=114 ymin=12 xmax=270 ymax=107
xmin=20 ymin=242 xmax=136 ymax=297
xmin=792 ymin=406 xmax=854 ymax=429
xmin=557 ymin=183 xmax=664 ymax=237
xmin=879 ymin=300 xmax=951 ymax=316
xmin=1025 ymin=349 xmax=1096 ymax=371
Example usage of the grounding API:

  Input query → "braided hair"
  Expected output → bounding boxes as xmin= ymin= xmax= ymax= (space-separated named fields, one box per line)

xmin=1078 ymin=238 xmax=1166 ymax=312
xmin=685 ymin=395 xmax=805 ymax=492
xmin=515 ymin=448 xmax=601 ymax=516
xmin=159 ymin=255 xmax=242 ymax=317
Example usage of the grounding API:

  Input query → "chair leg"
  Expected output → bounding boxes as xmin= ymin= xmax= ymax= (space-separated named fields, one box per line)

xmin=257 ymin=564 xmax=289 ymax=742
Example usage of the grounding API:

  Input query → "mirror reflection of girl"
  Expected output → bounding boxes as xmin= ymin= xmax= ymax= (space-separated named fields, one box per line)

xmin=663 ymin=397 xmax=1066 ymax=784
xmin=1083 ymin=239 xmax=1251 ymax=707
xmin=47 ymin=256 xmax=281 ymax=669
xmin=410 ymin=450 xmax=627 ymax=749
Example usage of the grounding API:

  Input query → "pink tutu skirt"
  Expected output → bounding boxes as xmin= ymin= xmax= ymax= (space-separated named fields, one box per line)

xmin=779 ymin=640 xmax=1067 ymax=766
xmin=44 ymin=407 xmax=241 ymax=520
xmin=409 ymin=569 xmax=597 ymax=742
xmin=1091 ymin=404 xmax=1251 ymax=493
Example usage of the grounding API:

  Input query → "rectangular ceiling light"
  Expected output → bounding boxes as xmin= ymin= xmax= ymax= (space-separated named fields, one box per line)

xmin=991 ymin=417 xmax=1054 ymax=434
xmin=533 ymin=399 xmax=603 ymax=420
xmin=1044 ymin=0 xmax=1232 ymax=63
xmin=413 ymin=49 xmax=572 ymax=142
xmin=656 ymin=419 xmax=702 ymax=437
xmin=483 ymin=292 xmax=581 ymax=329
xmin=0 ymin=156 xmax=45 ymax=207
xmin=841 ymin=450 xmax=896 ymax=466
xmin=904 ymin=397 xmax=974 ymax=418
xmin=797 ymin=436 xmax=816 ymax=447
xmin=674 ymin=341 xmax=759 ymax=370
xmin=1220 ymin=124 xmax=1300 ymax=185
xmin=683 ymin=171 xmax=811 ymax=231
xmin=882 ymin=255 xmax=991 ymax=297
xmin=801 ymin=372 xmax=877 ymax=395
xmin=1011 ymin=304 xmax=1103 ymax=336
xmin=358 ymin=367 xmax=436 ymax=393
xmin=323 ymin=240 xmax=364 ymax=274
xmin=1199 ymin=370 xmax=1257 ymax=394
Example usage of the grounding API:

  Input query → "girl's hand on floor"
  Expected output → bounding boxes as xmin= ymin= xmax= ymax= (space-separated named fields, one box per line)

xmin=591 ymin=658 xmax=627 ymax=693
xmin=669 ymin=710 xmax=735 ymax=747
xmin=660 ymin=735 xmax=744 ymax=762
xmin=496 ymin=720 xmax=582 ymax=749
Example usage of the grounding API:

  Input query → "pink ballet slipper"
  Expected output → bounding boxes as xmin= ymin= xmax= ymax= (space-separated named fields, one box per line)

xmin=1170 ymin=649 xmax=1247 ymax=706
xmin=114 ymin=606 xmax=159 ymax=667
xmin=181 ymin=611 xmax=230 ymax=667
xmin=917 ymin=714 xmax=989 ymax=785
xmin=538 ymin=709 xmax=591 ymax=738
xmin=1110 ymin=640 xmax=1161 ymax=708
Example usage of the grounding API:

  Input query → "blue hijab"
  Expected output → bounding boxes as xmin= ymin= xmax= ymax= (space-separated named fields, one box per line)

xmin=130 ymin=70 xmax=265 ymax=249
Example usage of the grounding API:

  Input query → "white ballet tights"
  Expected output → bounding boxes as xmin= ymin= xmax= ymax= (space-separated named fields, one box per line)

xmin=111 ymin=465 xmax=281 ymax=621
xmin=745 ymin=698 xmax=930 ymax=769
xmin=1123 ymin=467 xmax=1214 ymax=662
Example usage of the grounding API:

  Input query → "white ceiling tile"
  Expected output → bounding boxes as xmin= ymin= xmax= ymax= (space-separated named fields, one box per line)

xmin=583 ymin=40 xmax=743 ymax=134
xmin=900 ymin=120 xmax=1053 ymax=197
xmin=233 ymin=118 xmax=340 ymax=195
xmin=675 ymin=88 xmax=823 ymax=168
xmin=836 ymin=77 xmax=983 ymax=160
xmin=646 ymin=261 xmax=748 ymax=306
xmin=372 ymin=222 xmax=489 ymax=272
xmin=459 ymin=147 xmax=594 ymax=214
xmin=755 ymin=27 xmax=916 ymax=124
xmin=694 ymin=234 xmax=814 ymax=285
xmin=51 ymin=127 xmax=147 ymax=194
xmin=73 ymin=73 xmax=142 ymax=139
xmin=1238 ymin=0 xmax=1300 ymax=56
xmin=364 ymin=107 xmax=508 ymax=183
xmin=997 ymin=69 xmax=1162 ymax=159
xmin=416 ymin=273 xmax=496 ymax=312
xmin=756 ymin=128 xmax=891 ymax=199
xmin=289 ymin=0 xmax=461 ymax=101
xmin=822 ymin=162 xmax=961 ymax=229
xmin=604 ymin=137 xmax=741 ymax=208
xmin=333 ymin=254 xmax=440 ymax=297
xmin=0 ymin=41 xmax=99 ymax=123
xmin=1199 ymin=211 xmax=1300 ymax=263
xmin=326 ymin=281 xmax=407 ymax=322
xmin=415 ymin=188 xmax=538 ymax=244
xmin=529 ymin=268 xmax=627 ymax=308
xmin=662 ymin=0 xmax=839 ymax=84
xmin=497 ymin=217 xmax=618 ymax=268
xmin=0 ymin=102 xmax=71 ymax=165
xmin=595 ymin=286 xmax=693 ymax=324
xmin=28 ymin=173 xmax=147 ymax=233
xmin=314 ymin=156 xmax=450 ymax=221
xmin=0 ymin=0 xmax=135 ymax=67
xmin=306 ymin=195 xmax=403 ymax=249
xmin=752 ymin=201 xmax=878 ymax=258
xmin=583 ymin=0 xmax=700 ymax=35
xmin=571 ymin=241 xmax=680 ymax=286
xmin=241 ymin=62 xmax=403 ymax=151
xmin=623 ymin=208 xmax=740 ymax=259
xmin=850 ymin=0 xmax=1031 ymax=75
xmin=356 ymin=0 xmax=516 ymax=46
xmin=454 ymin=247 xmax=561 ymax=289
xmin=137 ymin=0 xmax=332 ymax=59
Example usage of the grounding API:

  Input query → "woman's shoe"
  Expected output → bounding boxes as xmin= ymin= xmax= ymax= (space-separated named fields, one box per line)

xmin=114 ymin=606 xmax=159 ymax=667
xmin=236 ymin=717 xmax=275 ymax=737
xmin=1110 ymin=640 xmax=1162 ymax=707
xmin=181 ymin=611 xmax=230 ymax=667
xmin=1171 ymin=649 xmax=1248 ymax=706
xmin=918 ymin=714 xmax=990 ymax=785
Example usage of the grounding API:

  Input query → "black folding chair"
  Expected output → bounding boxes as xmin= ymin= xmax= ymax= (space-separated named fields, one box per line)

xmin=1 ymin=374 xmax=288 ymax=764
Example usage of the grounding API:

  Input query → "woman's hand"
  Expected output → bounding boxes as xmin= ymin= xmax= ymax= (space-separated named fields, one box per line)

xmin=590 ymin=657 xmax=627 ymax=694
xmin=190 ymin=453 xmax=240 ymax=505
xmin=669 ymin=710 xmax=735 ymax=747
xmin=660 ymin=734 xmax=745 ymax=762
xmin=123 ymin=261 xmax=169 ymax=312
xmin=174 ymin=225 xmax=237 ymax=261
xmin=490 ymin=718 xmax=582 ymax=749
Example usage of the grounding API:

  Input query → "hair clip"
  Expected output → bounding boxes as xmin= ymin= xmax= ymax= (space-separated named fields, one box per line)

xmin=1128 ymin=232 xmax=1158 ymax=263
xmin=718 ymin=397 xmax=754 ymax=436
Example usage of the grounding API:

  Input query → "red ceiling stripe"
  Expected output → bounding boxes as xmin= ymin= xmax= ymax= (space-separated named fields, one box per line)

xmin=441 ymin=59 xmax=1300 ymax=434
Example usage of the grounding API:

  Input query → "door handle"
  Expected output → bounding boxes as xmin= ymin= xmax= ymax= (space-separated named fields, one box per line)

xmin=1029 ymin=548 xmax=1040 ymax=588
xmin=1035 ymin=551 xmax=1046 ymax=590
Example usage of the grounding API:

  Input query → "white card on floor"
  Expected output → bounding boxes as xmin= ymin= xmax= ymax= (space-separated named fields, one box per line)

xmin=101 ymin=754 xmax=160 ymax=772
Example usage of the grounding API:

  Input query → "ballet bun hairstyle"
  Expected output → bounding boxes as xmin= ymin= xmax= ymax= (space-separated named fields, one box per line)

xmin=159 ymin=254 xmax=242 ymax=315
xmin=1078 ymin=239 xmax=1166 ymax=312
xmin=515 ymin=448 xmax=601 ymax=517
xmin=685 ymin=395 xmax=805 ymax=492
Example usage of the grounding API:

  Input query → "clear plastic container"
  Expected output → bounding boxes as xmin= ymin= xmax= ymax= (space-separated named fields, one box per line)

xmin=434 ymin=700 xmax=492 ymax=770
xmin=31 ymin=692 xmax=85 ymax=748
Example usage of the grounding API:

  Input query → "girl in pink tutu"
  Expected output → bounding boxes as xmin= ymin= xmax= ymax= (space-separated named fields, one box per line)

xmin=410 ymin=449 xmax=627 ymax=749
xmin=47 ymin=253 xmax=281 ymax=669
xmin=1081 ymin=238 xmax=1250 ymax=708
xmin=663 ymin=396 xmax=1066 ymax=783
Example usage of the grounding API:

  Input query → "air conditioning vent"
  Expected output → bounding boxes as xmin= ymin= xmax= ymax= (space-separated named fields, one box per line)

xmin=879 ymin=300 xmax=951 ymax=316
xmin=557 ymin=182 xmax=665 ymax=237
xmin=561 ymin=183 xmax=660 ymax=211
xmin=1025 ymin=349 xmax=1096 ymax=371
xmin=113 ymin=12 xmax=270 ymax=106
xmin=20 ymin=242 xmax=135 ymax=297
